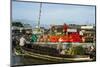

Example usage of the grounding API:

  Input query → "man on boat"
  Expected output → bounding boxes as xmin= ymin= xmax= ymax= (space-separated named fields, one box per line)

xmin=12 ymin=35 xmax=19 ymax=53
xmin=63 ymin=23 xmax=68 ymax=35
xmin=19 ymin=34 xmax=26 ymax=53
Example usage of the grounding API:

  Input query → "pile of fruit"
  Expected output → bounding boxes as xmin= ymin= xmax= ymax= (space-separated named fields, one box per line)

xmin=32 ymin=32 xmax=82 ymax=43
xmin=49 ymin=32 xmax=82 ymax=42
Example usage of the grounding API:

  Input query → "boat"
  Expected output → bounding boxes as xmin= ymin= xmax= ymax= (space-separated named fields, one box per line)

xmin=14 ymin=42 xmax=93 ymax=62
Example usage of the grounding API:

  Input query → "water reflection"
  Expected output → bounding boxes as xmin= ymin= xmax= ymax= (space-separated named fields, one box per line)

xmin=12 ymin=54 xmax=56 ymax=66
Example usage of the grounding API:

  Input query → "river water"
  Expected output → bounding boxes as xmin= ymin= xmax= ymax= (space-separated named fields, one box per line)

xmin=11 ymin=54 xmax=59 ymax=66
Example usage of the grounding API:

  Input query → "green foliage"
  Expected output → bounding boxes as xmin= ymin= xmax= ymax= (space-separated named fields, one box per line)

xmin=12 ymin=22 xmax=23 ymax=27
xmin=15 ymin=45 xmax=22 ymax=54
xmin=66 ymin=46 xmax=85 ymax=55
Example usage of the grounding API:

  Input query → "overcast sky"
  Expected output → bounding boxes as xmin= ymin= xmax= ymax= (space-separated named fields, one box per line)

xmin=12 ymin=1 xmax=96 ymax=25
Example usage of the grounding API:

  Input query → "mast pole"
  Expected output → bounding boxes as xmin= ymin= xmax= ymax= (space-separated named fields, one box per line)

xmin=38 ymin=3 xmax=42 ymax=31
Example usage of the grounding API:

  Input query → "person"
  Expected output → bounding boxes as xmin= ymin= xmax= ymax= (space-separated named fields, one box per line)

xmin=60 ymin=50 xmax=65 ymax=55
xmin=26 ymin=34 xmax=32 ymax=48
xmin=12 ymin=36 xmax=18 ymax=53
xmin=89 ymin=46 xmax=96 ymax=60
xmin=50 ymin=24 xmax=56 ymax=35
xmin=57 ymin=42 xmax=63 ymax=54
xmin=19 ymin=34 xmax=26 ymax=53
xmin=31 ymin=34 xmax=38 ymax=42
xmin=63 ymin=23 xmax=68 ymax=35
xmin=19 ymin=35 xmax=26 ymax=46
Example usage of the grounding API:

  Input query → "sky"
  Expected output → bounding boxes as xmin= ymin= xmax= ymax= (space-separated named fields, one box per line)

xmin=12 ymin=1 xmax=96 ymax=26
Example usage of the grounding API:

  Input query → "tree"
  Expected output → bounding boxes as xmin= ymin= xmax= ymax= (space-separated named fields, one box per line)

xmin=12 ymin=22 xmax=23 ymax=27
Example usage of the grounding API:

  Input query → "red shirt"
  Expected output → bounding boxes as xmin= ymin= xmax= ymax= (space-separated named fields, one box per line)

xmin=63 ymin=23 xmax=68 ymax=32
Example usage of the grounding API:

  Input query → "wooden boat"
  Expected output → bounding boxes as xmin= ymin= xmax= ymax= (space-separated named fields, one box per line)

xmin=15 ymin=42 xmax=93 ymax=62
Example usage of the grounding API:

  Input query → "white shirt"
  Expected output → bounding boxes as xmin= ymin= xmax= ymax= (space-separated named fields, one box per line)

xmin=79 ymin=31 xmax=83 ymax=36
xmin=62 ymin=44 xmax=66 ymax=50
xmin=19 ymin=37 xmax=26 ymax=46
xmin=60 ymin=50 xmax=65 ymax=55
